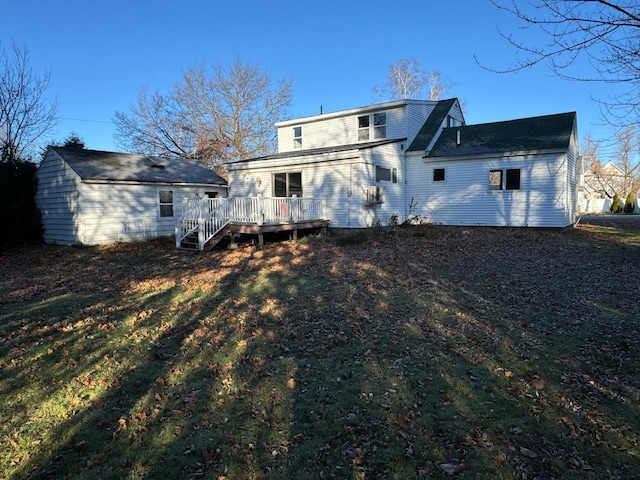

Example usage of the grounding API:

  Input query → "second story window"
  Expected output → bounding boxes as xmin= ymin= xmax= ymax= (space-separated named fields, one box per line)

xmin=373 ymin=112 xmax=386 ymax=139
xmin=293 ymin=126 xmax=302 ymax=149
xmin=358 ymin=115 xmax=370 ymax=140
xmin=358 ymin=112 xmax=387 ymax=141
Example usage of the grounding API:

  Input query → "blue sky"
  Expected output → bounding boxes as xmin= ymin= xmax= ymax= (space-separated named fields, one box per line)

xmin=4 ymin=0 xmax=624 ymax=159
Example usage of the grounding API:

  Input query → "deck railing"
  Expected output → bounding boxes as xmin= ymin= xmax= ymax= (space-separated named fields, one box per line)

xmin=176 ymin=196 xmax=326 ymax=249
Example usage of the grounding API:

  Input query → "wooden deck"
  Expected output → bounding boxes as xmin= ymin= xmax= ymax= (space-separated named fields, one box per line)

xmin=176 ymin=196 xmax=328 ymax=250
xmin=228 ymin=219 xmax=330 ymax=246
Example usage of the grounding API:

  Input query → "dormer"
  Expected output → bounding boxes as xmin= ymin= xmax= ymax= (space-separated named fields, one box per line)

xmin=275 ymin=99 xmax=458 ymax=154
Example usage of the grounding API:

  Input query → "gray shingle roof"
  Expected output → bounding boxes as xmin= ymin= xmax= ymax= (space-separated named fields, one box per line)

xmin=406 ymin=98 xmax=458 ymax=152
xmin=427 ymin=112 xmax=576 ymax=158
xmin=228 ymin=138 xmax=406 ymax=165
xmin=52 ymin=147 xmax=227 ymax=185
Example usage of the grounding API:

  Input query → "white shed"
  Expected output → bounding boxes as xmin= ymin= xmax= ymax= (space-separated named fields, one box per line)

xmin=36 ymin=147 xmax=228 ymax=245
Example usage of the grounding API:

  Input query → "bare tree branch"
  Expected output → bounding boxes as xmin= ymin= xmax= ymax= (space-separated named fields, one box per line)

xmin=478 ymin=1 xmax=640 ymax=125
xmin=373 ymin=58 xmax=455 ymax=101
xmin=114 ymin=59 xmax=292 ymax=171
xmin=0 ymin=42 xmax=58 ymax=161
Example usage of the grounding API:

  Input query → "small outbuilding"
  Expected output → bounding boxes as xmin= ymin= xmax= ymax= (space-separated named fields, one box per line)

xmin=36 ymin=147 xmax=228 ymax=245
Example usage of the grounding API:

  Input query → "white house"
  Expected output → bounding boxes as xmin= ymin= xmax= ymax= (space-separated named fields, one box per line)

xmin=226 ymin=98 xmax=579 ymax=229
xmin=36 ymin=147 xmax=228 ymax=245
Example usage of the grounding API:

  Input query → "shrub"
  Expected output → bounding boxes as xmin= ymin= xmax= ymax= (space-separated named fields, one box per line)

xmin=610 ymin=193 xmax=623 ymax=213
xmin=624 ymin=193 xmax=636 ymax=213
xmin=0 ymin=158 xmax=43 ymax=250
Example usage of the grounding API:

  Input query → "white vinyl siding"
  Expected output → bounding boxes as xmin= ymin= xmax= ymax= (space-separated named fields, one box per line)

xmin=406 ymin=152 xmax=572 ymax=228
xmin=276 ymin=101 xmax=436 ymax=153
xmin=35 ymin=152 xmax=83 ymax=245
xmin=36 ymin=149 xmax=227 ymax=245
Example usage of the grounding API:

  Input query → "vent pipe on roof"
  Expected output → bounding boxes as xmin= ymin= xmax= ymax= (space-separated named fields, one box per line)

xmin=456 ymin=129 xmax=461 ymax=146
xmin=320 ymin=105 xmax=323 ymax=115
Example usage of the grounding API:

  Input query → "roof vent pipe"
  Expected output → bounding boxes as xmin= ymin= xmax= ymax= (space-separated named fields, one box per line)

xmin=456 ymin=129 xmax=461 ymax=146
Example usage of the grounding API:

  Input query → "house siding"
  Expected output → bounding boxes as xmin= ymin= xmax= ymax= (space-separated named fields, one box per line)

xmin=36 ymin=151 xmax=83 ymax=244
xmin=278 ymin=105 xmax=407 ymax=153
xmin=229 ymin=156 xmax=372 ymax=228
xmin=36 ymin=149 xmax=227 ymax=246
xmin=406 ymin=152 xmax=573 ymax=227
xmin=76 ymin=183 xmax=225 ymax=245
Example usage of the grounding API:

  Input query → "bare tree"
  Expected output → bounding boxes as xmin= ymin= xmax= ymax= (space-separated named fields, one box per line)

xmin=114 ymin=59 xmax=293 ymax=171
xmin=614 ymin=126 xmax=640 ymax=195
xmin=0 ymin=42 xmax=58 ymax=161
xmin=373 ymin=58 xmax=455 ymax=101
xmin=481 ymin=1 xmax=640 ymax=123
xmin=114 ymin=86 xmax=196 ymax=159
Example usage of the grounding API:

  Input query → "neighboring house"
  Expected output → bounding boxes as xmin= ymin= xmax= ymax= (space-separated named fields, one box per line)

xmin=226 ymin=98 xmax=579 ymax=229
xmin=36 ymin=147 xmax=228 ymax=245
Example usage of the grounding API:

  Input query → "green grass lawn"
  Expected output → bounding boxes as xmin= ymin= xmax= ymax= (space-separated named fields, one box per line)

xmin=1 ymin=223 xmax=639 ymax=479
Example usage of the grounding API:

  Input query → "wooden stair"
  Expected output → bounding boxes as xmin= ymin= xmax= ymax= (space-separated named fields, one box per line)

xmin=178 ymin=225 xmax=230 ymax=251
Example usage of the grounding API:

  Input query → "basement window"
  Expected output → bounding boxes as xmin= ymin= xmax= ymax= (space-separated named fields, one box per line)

xmin=159 ymin=190 xmax=174 ymax=217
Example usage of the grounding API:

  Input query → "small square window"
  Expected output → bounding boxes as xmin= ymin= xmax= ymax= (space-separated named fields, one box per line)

xmin=506 ymin=169 xmax=521 ymax=190
xmin=376 ymin=166 xmax=391 ymax=182
xmin=433 ymin=168 xmax=445 ymax=182
xmin=489 ymin=170 xmax=503 ymax=191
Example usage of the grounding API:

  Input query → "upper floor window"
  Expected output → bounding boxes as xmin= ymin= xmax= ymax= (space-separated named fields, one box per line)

xmin=433 ymin=168 xmax=445 ymax=182
xmin=358 ymin=112 xmax=387 ymax=141
xmin=293 ymin=126 xmax=302 ymax=149
xmin=447 ymin=115 xmax=462 ymax=128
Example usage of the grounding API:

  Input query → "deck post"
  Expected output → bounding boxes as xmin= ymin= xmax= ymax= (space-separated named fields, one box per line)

xmin=257 ymin=194 xmax=264 ymax=225
xmin=197 ymin=217 xmax=205 ymax=250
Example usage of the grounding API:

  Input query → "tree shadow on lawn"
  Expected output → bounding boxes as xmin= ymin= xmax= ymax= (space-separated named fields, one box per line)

xmin=1 ymin=228 xmax=639 ymax=479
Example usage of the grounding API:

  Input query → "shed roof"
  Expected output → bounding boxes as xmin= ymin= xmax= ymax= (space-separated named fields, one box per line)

xmin=228 ymin=138 xmax=406 ymax=165
xmin=427 ymin=111 xmax=576 ymax=159
xmin=52 ymin=147 xmax=227 ymax=185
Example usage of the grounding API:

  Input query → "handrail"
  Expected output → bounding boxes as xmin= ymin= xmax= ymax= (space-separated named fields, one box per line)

xmin=177 ymin=196 xmax=326 ymax=250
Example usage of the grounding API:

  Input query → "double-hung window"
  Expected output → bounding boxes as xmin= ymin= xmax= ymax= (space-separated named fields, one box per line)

xmin=159 ymin=190 xmax=174 ymax=217
xmin=293 ymin=126 xmax=302 ymax=149
xmin=357 ymin=112 xmax=386 ymax=141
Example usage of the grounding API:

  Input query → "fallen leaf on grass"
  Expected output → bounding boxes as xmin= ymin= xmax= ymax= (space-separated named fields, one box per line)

xmin=519 ymin=446 xmax=538 ymax=458
xmin=439 ymin=462 xmax=464 ymax=475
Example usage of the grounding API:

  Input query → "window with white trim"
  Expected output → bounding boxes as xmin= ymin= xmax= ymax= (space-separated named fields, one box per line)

xmin=159 ymin=190 xmax=174 ymax=217
xmin=489 ymin=168 xmax=521 ymax=191
xmin=274 ymin=172 xmax=303 ymax=197
xmin=376 ymin=165 xmax=396 ymax=183
xmin=293 ymin=126 xmax=302 ymax=149
xmin=357 ymin=112 xmax=386 ymax=141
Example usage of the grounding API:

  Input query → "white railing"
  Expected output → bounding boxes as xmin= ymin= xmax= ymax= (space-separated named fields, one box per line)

xmin=176 ymin=196 xmax=326 ymax=249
